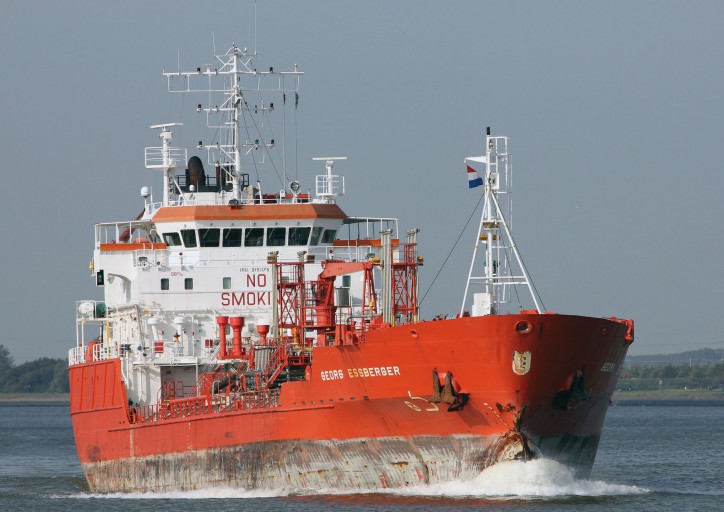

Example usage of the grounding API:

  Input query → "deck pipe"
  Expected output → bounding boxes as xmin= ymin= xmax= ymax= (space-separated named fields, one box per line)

xmin=230 ymin=317 xmax=245 ymax=357
xmin=216 ymin=316 xmax=229 ymax=358
xmin=257 ymin=323 xmax=270 ymax=345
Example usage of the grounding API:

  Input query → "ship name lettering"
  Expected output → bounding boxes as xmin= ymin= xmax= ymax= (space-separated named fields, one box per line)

xmin=347 ymin=366 xmax=400 ymax=379
xmin=320 ymin=369 xmax=344 ymax=381
xmin=220 ymin=291 xmax=272 ymax=307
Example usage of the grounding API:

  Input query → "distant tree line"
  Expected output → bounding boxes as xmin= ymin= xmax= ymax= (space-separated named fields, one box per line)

xmin=626 ymin=347 xmax=724 ymax=365
xmin=0 ymin=344 xmax=70 ymax=393
xmin=2 ymin=342 xmax=723 ymax=394
xmin=620 ymin=362 xmax=724 ymax=391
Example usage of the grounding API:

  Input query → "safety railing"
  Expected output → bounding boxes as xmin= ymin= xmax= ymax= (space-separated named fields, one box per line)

xmin=129 ymin=388 xmax=281 ymax=424
xmin=69 ymin=337 xmax=220 ymax=366
xmin=68 ymin=342 xmax=123 ymax=366
xmin=144 ymin=146 xmax=187 ymax=170
xmin=68 ymin=346 xmax=86 ymax=366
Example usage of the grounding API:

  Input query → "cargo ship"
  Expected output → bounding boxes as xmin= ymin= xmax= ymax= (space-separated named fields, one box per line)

xmin=69 ymin=42 xmax=634 ymax=493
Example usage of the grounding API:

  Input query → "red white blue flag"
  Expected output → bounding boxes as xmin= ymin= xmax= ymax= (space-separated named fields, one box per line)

xmin=466 ymin=166 xmax=483 ymax=188
xmin=465 ymin=156 xmax=486 ymax=188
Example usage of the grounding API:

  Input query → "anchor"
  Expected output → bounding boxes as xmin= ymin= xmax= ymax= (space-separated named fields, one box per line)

xmin=554 ymin=367 xmax=591 ymax=410
xmin=430 ymin=368 xmax=470 ymax=412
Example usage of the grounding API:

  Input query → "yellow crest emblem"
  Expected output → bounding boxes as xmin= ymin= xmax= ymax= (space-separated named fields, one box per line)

xmin=512 ymin=351 xmax=532 ymax=376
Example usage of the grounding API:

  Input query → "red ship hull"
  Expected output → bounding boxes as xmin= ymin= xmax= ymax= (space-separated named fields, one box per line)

xmin=70 ymin=313 xmax=632 ymax=492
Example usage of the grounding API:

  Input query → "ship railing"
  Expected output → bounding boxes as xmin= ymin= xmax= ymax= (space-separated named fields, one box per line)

xmin=68 ymin=341 xmax=129 ymax=366
xmin=307 ymin=244 xmax=403 ymax=266
xmin=144 ymin=191 xmax=313 ymax=212
xmin=258 ymin=343 xmax=290 ymax=386
xmin=307 ymin=245 xmax=339 ymax=261
xmin=144 ymin=146 xmax=187 ymax=170
xmin=171 ymin=196 xmax=229 ymax=206
xmin=144 ymin=201 xmax=161 ymax=217
xmin=190 ymin=371 xmax=220 ymax=398
xmin=192 ymin=343 xmax=221 ymax=378
xmin=68 ymin=346 xmax=86 ymax=366
xmin=315 ymin=173 xmax=345 ymax=199
xmin=158 ymin=380 xmax=195 ymax=402
xmin=306 ymin=245 xmax=380 ymax=263
xmin=145 ymin=197 xmax=223 ymax=210
xmin=128 ymin=388 xmax=281 ymax=424
xmin=341 ymin=216 xmax=399 ymax=240
xmin=111 ymin=241 xmax=391 ymax=269
xmin=103 ymin=342 xmax=122 ymax=361
xmin=94 ymin=220 xmax=157 ymax=247
xmin=211 ymin=388 xmax=281 ymax=412
xmin=130 ymin=396 xmax=211 ymax=424
xmin=150 ymin=340 xmax=186 ymax=358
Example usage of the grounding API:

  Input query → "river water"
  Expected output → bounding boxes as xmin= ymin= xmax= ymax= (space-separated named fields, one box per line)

xmin=1 ymin=402 xmax=722 ymax=511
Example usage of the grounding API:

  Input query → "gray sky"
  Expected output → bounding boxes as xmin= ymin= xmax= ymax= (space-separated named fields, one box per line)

xmin=1 ymin=0 xmax=723 ymax=363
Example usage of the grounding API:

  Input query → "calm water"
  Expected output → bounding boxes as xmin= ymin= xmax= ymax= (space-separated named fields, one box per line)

xmin=1 ymin=402 xmax=722 ymax=511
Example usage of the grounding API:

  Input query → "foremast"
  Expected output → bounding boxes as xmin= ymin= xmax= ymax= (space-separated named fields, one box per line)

xmin=461 ymin=127 xmax=543 ymax=316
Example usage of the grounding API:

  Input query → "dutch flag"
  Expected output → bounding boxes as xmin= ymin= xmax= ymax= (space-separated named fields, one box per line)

xmin=466 ymin=156 xmax=486 ymax=188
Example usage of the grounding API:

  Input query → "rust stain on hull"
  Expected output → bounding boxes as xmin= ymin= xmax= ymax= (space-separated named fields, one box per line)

xmin=83 ymin=434 xmax=536 ymax=493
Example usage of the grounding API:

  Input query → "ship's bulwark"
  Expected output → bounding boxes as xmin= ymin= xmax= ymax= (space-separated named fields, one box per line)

xmin=70 ymin=314 xmax=631 ymax=492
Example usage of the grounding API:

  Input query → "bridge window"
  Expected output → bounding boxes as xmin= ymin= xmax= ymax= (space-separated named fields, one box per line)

xmin=223 ymin=277 xmax=231 ymax=289
xmin=244 ymin=228 xmax=264 ymax=247
xmin=310 ymin=226 xmax=323 ymax=245
xmin=223 ymin=228 xmax=243 ymax=247
xmin=267 ymin=227 xmax=287 ymax=247
xmin=185 ymin=278 xmax=194 ymax=290
xmin=161 ymin=278 xmax=169 ymax=290
xmin=181 ymin=229 xmax=197 ymax=248
xmin=163 ymin=233 xmax=181 ymax=246
xmin=199 ymin=228 xmax=220 ymax=247
xmin=289 ymin=227 xmax=311 ymax=246
xmin=321 ymin=229 xmax=337 ymax=244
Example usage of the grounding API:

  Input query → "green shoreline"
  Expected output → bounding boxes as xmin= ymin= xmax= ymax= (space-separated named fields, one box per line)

xmin=2 ymin=390 xmax=723 ymax=405
xmin=612 ymin=389 xmax=724 ymax=401
xmin=0 ymin=393 xmax=70 ymax=405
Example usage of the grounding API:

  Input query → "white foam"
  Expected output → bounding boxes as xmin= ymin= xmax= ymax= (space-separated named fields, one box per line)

xmin=65 ymin=459 xmax=648 ymax=500
xmin=386 ymin=459 xmax=648 ymax=499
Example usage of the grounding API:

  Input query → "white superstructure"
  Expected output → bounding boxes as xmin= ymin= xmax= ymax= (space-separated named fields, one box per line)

xmin=72 ymin=43 xmax=409 ymax=409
